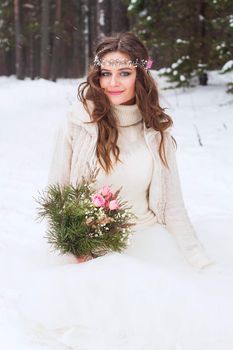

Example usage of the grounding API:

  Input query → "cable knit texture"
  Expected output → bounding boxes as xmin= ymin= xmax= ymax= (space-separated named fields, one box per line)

xmin=94 ymin=103 xmax=157 ymax=229
xmin=48 ymin=99 xmax=214 ymax=269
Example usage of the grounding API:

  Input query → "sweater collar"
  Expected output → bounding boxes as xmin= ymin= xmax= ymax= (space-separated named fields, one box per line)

xmin=110 ymin=103 xmax=142 ymax=127
xmin=70 ymin=99 xmax=164 ymax=137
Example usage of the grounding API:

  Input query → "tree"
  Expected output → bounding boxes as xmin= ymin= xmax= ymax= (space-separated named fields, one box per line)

xmin=128 ymin=0 xmax=233 ymax=89
xmin=40 ymin=0 xmax=50 ymax=79
xmin=197 ymin=0 xmax=208 ymax=85
xmin=23 ymin=2 xmax=40 ymax=79
xmin=87 ymin=0 xmax=97 ymax=62
xmin=50 ymin=0 xmax=62 ymax=81
xmin=14 ymin=0 xmax=24 ymax=79
xmin=0 ymin=1 xmax=14 ymax=75
xmin=97 ymin=0 xmax=112 ymax=39
xmin=111 ymin=0 xmax=129 ymax=34
xmin=70 ymin=0 xmax=86 ymax=78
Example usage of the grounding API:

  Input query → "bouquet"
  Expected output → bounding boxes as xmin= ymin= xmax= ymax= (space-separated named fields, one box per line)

xmin=36 ymin=170 xmax=136 ymax=259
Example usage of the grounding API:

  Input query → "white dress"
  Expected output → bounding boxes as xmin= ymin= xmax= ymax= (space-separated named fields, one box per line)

xmin=17 ymin=105 xmax=233 ymax=350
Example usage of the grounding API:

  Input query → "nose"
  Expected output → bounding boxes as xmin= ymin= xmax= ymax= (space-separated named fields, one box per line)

xmin=109 ymin=73 xmax=120 ymax=87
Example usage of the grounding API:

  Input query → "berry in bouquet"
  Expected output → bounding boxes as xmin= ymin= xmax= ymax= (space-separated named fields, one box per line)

xmin=35 ymin=168 xmax=136 ymax=259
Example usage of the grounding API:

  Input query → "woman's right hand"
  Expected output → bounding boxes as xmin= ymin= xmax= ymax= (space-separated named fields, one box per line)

xmin=76 ymin=255 xmax=93 ymax=263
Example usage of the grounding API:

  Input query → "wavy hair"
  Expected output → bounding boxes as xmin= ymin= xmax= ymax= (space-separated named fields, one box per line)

xmin=78 ymin=31 xmax=175 ymax=174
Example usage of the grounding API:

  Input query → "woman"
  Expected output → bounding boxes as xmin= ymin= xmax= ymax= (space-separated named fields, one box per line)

xmin=48 ymin=32 xmax=213 ymax=269
xmin=18 ymin=32 xmax=233 ymax=350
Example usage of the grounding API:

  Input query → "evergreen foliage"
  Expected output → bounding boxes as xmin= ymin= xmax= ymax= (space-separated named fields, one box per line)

xmin=0 ymin=0 xmax=14 ymax=51
xmin=127 ymin=0 xmax=233 ymax=90
xmin=220 ymin=59 xmax=233 ymax=94
xmin=36 ymin=171 xmax=136 ymax=258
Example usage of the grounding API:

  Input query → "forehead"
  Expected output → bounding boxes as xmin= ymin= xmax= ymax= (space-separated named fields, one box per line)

xmin=100 ymin=51 xmax=136 ymax=70
xmin=102 ymin=51 xmax=130 ymax=61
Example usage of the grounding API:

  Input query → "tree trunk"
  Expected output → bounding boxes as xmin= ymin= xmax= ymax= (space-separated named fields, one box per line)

xmin=111 ymin=0 xmax=129 ymax=34
xmin=25 ymin=3 xmax=37 ymax=79
xmin=87 ymin=0 xmax=97 ymax=62
xmin=40 ymin=0 xmax=50 ymax=79
xmin=199 ymin=0 xmax=208 ymax=85
xmin=14 ymin=0 xmax=24 ymax=79
xmin=0 ymin=49 xmax=8 ymax=75
xmin=29 ymin=33 xmax=35 ymax=79
xmin=97 ymin=0 xmax=112 ymax=40
xmin=71 ymin=0 xmax=86 ymax=78
xmin=34 ymin=37 xmax=41 ymax=78
xmin=50 ymin=0 xmax=62 ymax=82
xmin=82 ymin=0 xmax=89 ymax=74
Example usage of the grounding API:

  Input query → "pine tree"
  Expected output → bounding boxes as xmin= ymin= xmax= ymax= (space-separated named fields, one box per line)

xmin=0 ymin=0 xmax=14 ymax=75
xmin=127 ymin=0 xmax=233 ymax=90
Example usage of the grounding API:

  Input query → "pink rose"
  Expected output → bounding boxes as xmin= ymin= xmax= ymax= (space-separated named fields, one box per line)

xmin=108 ymin=199 xmax=119 ymax=210
xmin=99 ymin=185 xmax=113 ymax=200
xmin=104 ymin=200 xmax=110 ymax=208
xmin=146 ymin=58 xmax=153 ymax=69
xmin=91 ymin=194 xmax=105 ymax=207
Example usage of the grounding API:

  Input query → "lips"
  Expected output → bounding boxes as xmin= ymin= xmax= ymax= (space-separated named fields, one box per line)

xmin=108 ymin=91 xmax=124 ymax=95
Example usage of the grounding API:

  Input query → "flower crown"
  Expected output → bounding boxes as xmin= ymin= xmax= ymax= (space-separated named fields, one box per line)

xmin=93 ymin=55 xmax=153 ymax=70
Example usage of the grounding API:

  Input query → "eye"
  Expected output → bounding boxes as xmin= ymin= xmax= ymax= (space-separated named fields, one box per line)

xmin=100 ymin=71 xmax=131 ymax=77
xmin=120 ymin=72 xmax=130 ymax=76
xmin=100 ymin=72 xmax=110 ymax=77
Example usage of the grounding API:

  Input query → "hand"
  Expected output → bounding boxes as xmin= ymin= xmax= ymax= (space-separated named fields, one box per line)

xmin=76 ymin=255 xmax=93 ymax=263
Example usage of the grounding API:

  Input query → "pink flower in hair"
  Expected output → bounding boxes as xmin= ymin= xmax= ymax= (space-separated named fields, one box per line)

xmin=146 ymin=58 xmax=153 ymax=69
xmin=91 ymin=194 xmax=105 ymax=207
xmin=109 ymin=199 xmax=120 ymax=210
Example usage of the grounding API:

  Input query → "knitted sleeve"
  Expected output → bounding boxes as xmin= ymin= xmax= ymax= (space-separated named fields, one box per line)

xmin=164 ymin=133 xmax=215 ymax=269
xmin=48 ymin=117 xmax=73 ymax=186
xmin=48 ymin=104 xmax=95 ymax=186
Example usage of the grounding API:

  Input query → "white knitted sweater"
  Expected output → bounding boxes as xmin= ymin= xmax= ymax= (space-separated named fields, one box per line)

xmin=94 ymin=103 xmax=158 ymax=229
xmin=48 ymin=99 xmax=214 ymax=269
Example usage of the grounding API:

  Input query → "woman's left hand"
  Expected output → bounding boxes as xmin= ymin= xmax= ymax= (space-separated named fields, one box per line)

xmin=76 ymin=255 xmax=93 ymax=263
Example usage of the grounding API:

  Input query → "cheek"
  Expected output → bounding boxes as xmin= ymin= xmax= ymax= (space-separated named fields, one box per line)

xmin=127 ymin=75 xmax=136 ymax=91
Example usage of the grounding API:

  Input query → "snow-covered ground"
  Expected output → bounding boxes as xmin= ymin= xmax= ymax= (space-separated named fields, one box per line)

xmin=0 ymin=71 xmax=232 ymax=349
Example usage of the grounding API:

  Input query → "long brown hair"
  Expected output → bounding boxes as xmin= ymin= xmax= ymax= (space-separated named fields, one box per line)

xmin=78 ymin=31 xmax=174 ymax=174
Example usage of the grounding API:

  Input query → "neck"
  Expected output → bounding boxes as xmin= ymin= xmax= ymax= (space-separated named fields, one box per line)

xmin=119 ymin=96 xmax=136 ymax=106
xmin=110 ymin=102 xmax=142 ymax=127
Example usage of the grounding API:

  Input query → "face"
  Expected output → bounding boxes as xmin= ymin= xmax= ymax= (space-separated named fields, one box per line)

xmin=99 ymin=51 xmax=137 ymax=105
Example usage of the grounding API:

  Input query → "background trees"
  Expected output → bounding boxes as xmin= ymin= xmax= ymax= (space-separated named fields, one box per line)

xmin=129 ymin=0 xmax=233 ymax=88
xmin=0 ymin=0 xmax=232 ymax=90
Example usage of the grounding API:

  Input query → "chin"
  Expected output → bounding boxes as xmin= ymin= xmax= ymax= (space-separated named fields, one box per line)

xmin=108 ymin=97 xmax=126 ymax=105
xmin=108 ymin=96 xmax=134 ymax=106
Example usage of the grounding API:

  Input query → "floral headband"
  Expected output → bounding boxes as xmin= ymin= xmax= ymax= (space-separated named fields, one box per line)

xmin=93 ymin=55 xmax=153 ymax=70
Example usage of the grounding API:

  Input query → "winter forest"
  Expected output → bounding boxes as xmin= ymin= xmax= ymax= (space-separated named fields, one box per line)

xmin=0 ymin=0 xmax=232 ymax=90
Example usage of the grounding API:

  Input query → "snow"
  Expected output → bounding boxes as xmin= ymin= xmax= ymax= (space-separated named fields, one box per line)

xmin=221 ymin=59 xmax=233 ymax=72
xmin=0 ymin=71 xmax=233 ymax=349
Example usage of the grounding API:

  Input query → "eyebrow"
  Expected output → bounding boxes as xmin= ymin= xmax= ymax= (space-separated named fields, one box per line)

xmin=100 ymin=67 xmax=133 ymax=71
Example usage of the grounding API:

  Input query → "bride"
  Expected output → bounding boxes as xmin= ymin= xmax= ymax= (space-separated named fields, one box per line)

xmin=18 ymin=32 xmax=233 ymax=350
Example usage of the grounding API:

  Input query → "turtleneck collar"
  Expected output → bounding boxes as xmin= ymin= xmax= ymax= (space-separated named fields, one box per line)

xmin=110 ymin=103 xmax=143 ymax=127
